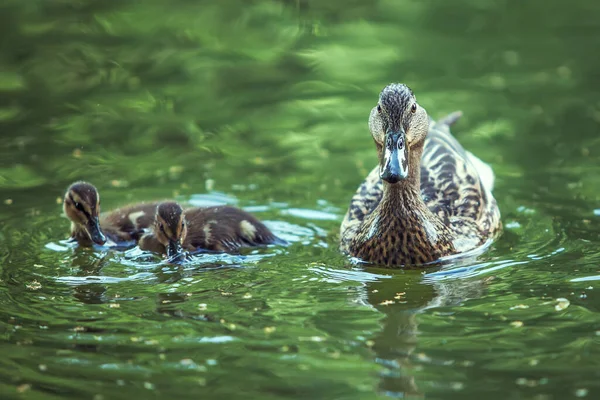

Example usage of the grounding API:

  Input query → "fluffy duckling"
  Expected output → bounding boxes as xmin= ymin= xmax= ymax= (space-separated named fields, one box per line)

xmin=138 ymin=201 xmax=283 ymax=261
xmin=63 ymin=181 xmax=158 ymax=247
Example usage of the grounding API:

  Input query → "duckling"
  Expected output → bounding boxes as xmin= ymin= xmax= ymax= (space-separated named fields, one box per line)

xmin=63 ymin=181 xmax=158 ymax=247
xmin=339 ymin=83 xmax=502 ymax=267
xmin=138 ymin=201 xmax=283 ymax=261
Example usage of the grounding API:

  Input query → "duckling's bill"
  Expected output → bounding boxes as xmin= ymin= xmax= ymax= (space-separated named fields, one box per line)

xmin=166 ymin=239 xmax=187 ymax=262
xmin=86 ymin=216 xmax=107 ymax=245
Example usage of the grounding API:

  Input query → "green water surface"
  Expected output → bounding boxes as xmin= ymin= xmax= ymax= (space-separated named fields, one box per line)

xmin=1 ymin=0 xmax=600 ymax=399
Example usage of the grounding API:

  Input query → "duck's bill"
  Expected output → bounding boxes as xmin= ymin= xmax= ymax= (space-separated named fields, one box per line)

xmin=166 ymin=240 xmax=187 ymax=263
xmin=380 ymin=130 xmax=409 ymax=183
xmin=87 ymin=217 xmax=107 ymax=245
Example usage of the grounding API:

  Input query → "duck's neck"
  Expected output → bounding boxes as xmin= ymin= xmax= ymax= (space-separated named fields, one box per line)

xmin=380 ymin=144 xmax=424 ymax=211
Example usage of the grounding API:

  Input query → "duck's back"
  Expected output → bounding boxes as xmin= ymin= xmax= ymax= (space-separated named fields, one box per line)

xmin=340 ymin=112 xmax=501 ymax=255
xmin=420 ymin=113 xmax=501 ymax=251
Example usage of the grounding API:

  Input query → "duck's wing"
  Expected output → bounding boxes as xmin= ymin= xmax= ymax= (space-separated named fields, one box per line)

xmin=420 ymin=112 xmax=501 ymax=251
xmin=339 ymin=166 xmax=382 ymax=252
xmin=420 ymin=112 xmax=496 ymax=226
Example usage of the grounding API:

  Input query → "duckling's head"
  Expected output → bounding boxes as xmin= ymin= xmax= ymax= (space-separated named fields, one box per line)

xmin=63 ymin=181 xmax=107 ymax=245
xmin=368 ymin=83 xmax=429 ymax=184
xmin=154 ymin=202 xmax=188 ymax=261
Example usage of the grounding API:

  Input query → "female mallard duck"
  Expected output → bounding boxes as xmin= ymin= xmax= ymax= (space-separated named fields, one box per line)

xmin=63 ymin=181 xmax=158 ymax=247
xmin=340 ymin=83 xmax=501 ymax=267
xmin=138 ymin=201 xmax=284 ymax=261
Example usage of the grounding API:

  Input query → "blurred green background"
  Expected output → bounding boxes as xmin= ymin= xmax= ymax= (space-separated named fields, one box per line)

xmin=1 ymin=0 xmax=600 ymax=399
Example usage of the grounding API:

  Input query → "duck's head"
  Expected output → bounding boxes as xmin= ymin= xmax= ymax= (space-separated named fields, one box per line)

xmin=368 ymin=83 xmax=429 ymax=184
xmin=154 ymin=202 xmax=188 ymax=262
xmin=63 ymin=181 xmax=107 ymax=245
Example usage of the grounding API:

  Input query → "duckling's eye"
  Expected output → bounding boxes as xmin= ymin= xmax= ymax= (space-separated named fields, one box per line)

xmin=410 ymin=103 xmax=417 ymax=114
xmin=377 ymin=104 xmax=382 ymax=114
xmin=74 ymin=202 xmax=84 ymax=212
xmin=158 ymin=223 xmax=165 ymax=233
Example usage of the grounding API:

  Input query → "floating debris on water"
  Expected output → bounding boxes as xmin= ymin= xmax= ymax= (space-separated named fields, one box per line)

xmin=299 ymin=336 xmax=324 ymax=342
xmin=510 ymin=304 xmax=529 ymax=310
xmin=110 ymin=180 xmax=128 ymax=188
xmin=510 ymin=321 xmax=524 ymax=328
xmin=555 ymin=298 xmax=570 ymax=311
xmin=575 ymin=388 xmax=589 ymax=397
xmin=26 ymin=280 xmax=42 ymax=290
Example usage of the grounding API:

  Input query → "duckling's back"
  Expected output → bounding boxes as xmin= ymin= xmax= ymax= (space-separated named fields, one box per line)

xmin=100 ymin=202 xmax=159 ymax=243
xmin=184 ymin=206 xmax=282 ymax=253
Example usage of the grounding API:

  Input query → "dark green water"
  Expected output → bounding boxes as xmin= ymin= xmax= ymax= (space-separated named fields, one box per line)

xmin=2 ymin=0 xmax=600 ymax=399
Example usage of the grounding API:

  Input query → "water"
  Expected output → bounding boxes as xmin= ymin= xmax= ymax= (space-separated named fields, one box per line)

xmin=1 ymin=0 xmax=600 ymax=398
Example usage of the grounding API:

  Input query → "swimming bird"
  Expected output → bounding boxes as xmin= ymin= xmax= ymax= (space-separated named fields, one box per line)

xmin=339 ymin=83 xmax=501 ymax=266
xmin=139 ymin=201 xmax=284 ymax=261
xmin=63 ymin=181 xmax=158 ymax=247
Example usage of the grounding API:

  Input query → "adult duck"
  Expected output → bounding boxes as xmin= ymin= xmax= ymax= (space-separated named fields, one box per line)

xmin=339 ymin=83 xmax=501 ymax=266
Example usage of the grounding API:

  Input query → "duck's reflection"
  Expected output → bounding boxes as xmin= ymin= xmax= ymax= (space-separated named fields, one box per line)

xmin=362 ymin=265 xmax=493 ymax=397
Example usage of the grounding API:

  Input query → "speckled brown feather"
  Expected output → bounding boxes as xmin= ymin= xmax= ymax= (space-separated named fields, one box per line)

xmin=139 ymin=205 xmax=282 ymax=255
xmin=99 ymin=202 xmax=160 ymax=242
xmin=340 ymin=109 xmax=502 ymax=267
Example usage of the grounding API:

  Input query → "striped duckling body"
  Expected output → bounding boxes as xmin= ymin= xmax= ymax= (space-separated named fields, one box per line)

xmin=139 ymin=201 xmax=283 ymax=261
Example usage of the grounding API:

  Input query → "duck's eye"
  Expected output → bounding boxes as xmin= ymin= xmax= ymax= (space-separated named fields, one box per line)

xmin=410 ymin=103 xmax=417 ymax=114
xmin=376 ymin=104 xmax=382 ymax=114
xmin=74 ymin=202 xmax=84 ymax=212
xmin=158 ymin=223 xmax=165 ymax=232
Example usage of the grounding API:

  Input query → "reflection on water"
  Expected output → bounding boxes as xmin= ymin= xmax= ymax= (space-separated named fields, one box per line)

xmin=2 ymin=0 xmax=600 ymax=399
